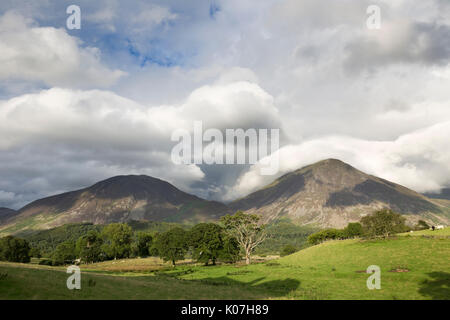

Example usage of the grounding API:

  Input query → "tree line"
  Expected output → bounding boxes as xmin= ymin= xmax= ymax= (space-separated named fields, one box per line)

xmin=1 ymin=209 xmax=431 ymax=264
xmin=307 ymin=209 xmax=429 ymax=245
xmin=0 ymin=211 xmax=267 ymax=266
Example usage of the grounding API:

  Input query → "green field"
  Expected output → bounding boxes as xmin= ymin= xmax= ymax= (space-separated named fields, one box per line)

xmin=399 ymin=227 xmax=450 ymax=237
xmin=1 ymin=234 xmax=449 ymax=300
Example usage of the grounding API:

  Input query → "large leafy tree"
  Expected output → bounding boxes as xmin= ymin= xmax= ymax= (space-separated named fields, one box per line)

xmin=360 ymin=209 xmax=408 ymax=238
xmin=155 ymin=227 xmax=188 ymax=266
xmin=101 ymin=223 xmax=133 ymax=260
xmin=76 ymin=230 xmax=104 ymax=263
xmin=29 ymin=247 xmax=42 ymax=259
xmin=52 ymin=241 xmax=76 ymax=265
xmin=343 ymin=222 xmax=363 ymax=238
xmin=189 ymin=223 xmax=224 ymax=265
xmin=0 ymin=236 xmax=31 ymax=263
xmin=220 ymin=211 xmax=267 ymax=265
xmin=218 ymin=236 xmax=241 ymax=263
xmin=132 ymin=232 xmax=153 ymax=258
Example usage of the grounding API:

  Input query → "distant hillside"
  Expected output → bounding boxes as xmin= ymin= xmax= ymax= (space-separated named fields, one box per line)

xmin=231 ymin=159 xmax=450 ymax=228
xmin=0 ymin=208 xmax=18 ymax=224
xmin=255 ymin=219 xmax=319 ymax=254
xmin=18 ymin=221 xmax=182 ymax=255
xmin=2 ymin=159 xmax=449 ymax=235
xmin=424 ymin=188 xmax=450 ymax=200
xmin=0 ymin=175 xmax=230 ymax=235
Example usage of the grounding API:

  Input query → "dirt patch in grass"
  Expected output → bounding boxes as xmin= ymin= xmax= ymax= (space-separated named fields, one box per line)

xmin=389 ymin=268 xmax=410 ymax=273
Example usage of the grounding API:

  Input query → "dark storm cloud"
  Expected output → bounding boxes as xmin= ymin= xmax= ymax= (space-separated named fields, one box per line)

xmin=344 ymin=21 xmax=450 ymax=74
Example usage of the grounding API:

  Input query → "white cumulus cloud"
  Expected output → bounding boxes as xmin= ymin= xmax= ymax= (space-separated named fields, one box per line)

xmin=0 ymin=11 xmax=125 ymax=89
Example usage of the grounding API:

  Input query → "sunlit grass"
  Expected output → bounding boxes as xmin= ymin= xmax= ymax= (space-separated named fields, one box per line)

xmin=1 ymin=236 xmax=449 ymax=300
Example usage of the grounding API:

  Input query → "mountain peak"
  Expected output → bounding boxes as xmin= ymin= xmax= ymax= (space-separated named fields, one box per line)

xmin=231 ymin=159 xmax=447 ymax=228
xmin=94 ymin=174 xmax=167 ymax=183
xmin=2 ymin=174 xmax=230 ymax=232
xmin=313 ymin=158 xmax=348 ymax=166
xmin=297 ymin=158 xmax=357 ymax=173
xmin=87 ymin=174 xmax=182 ymax=200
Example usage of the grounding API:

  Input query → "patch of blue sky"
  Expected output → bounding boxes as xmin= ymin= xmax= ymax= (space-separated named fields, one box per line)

xmin=126 ymin=39 xmax=185 ymax=68
xmin=0 ymin=0 xmax=207 ymax=71
xmin=0 ymin=80 xmax=50 ymax=100
xmin=209 ymin=2 xmax=221 ymax=19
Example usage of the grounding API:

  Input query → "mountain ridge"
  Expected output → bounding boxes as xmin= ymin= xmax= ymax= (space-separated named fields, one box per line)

xmin=0 ymin=175 xmax=230 ymax=235
xmin=0 ymin=207 xmax=18 ymax=224
xmin=230 ymin=159 xmax=450 ymax=227
xmin=1 ymin=159 xmax=449 ymax=235
xmin=424 ymin=188 xmax=450 ymax=200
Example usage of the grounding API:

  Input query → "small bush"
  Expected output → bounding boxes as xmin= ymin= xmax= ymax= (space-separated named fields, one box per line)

xmin=308 ymin=228 xmax=346 ymax=245
xmin=38 ymin=259 xmax=54 ymax=266
xmin=280 ymin=245 xmax=298 ymax=256
xmin=415 ymin=220 xmax=430 ymax=231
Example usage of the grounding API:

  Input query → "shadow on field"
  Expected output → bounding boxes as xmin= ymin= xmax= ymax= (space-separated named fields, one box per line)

xmin=193 ymin=276 xmax=301 ymax=298
xmin=418 ymin=272 xmax=450 ymax=300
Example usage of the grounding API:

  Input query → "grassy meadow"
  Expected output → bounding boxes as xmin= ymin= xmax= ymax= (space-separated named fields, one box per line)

xmin=1 ymin=230 xmax=449 ymax=300
xmin=399 ymin=227 xmax=450 ymax=237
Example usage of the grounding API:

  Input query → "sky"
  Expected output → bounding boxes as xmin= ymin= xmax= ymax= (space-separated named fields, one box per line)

xmin=0 ymin=0 xmax=450 ymax=209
